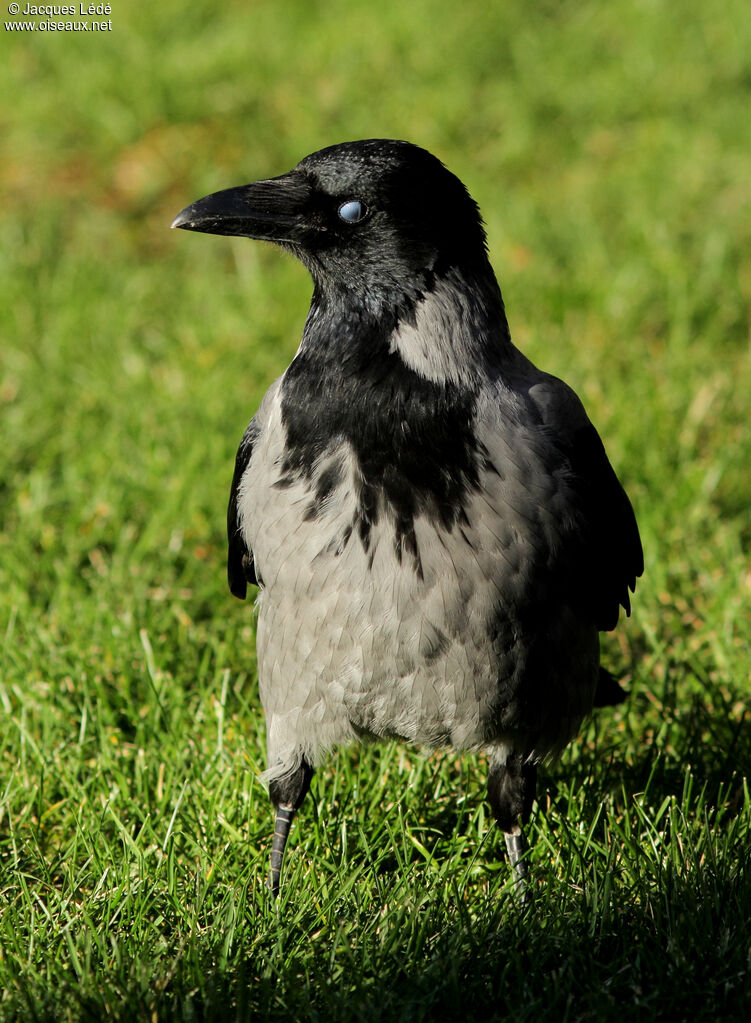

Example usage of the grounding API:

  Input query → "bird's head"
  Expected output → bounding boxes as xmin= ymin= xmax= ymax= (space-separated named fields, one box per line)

xmin=172 ymin=140 xmax=490 ymax=304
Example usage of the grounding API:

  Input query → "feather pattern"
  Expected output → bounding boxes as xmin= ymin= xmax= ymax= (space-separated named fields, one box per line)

xmin=174 ymin=138 xmax=643 ymax=892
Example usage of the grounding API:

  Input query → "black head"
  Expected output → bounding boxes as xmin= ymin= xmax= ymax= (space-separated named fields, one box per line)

xmin=172 ymin=140 xmax=489 ymax=299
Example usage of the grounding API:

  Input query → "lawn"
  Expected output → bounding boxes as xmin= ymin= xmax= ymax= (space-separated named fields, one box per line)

xmin=1 ymin=0 xmax=750 ymax=1019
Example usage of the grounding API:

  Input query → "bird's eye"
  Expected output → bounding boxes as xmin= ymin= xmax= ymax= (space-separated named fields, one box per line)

xmin=337 ymin=199 xmax=367 ymax=224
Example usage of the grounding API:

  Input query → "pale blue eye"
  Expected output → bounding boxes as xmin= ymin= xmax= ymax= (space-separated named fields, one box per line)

xmin=338 ymin=199 xmax=366 ymax=224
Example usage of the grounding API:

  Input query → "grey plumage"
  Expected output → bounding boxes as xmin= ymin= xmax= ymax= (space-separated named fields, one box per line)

xmin=172 ymin=139 xmax=643 ymax=895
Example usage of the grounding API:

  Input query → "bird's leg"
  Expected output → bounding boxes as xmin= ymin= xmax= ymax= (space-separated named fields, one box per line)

xmin=503 ymin=828 xmax=528 ymax=897
xmin=487 ymin=754 xmax=537 ymax=899
xmin=269 ymin=804 xmax=296 ymax=898
xmin=267 ymin=756 xmax=313 ymax=897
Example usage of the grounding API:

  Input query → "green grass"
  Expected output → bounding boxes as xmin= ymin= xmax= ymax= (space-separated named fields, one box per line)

xmin=1 ymin=0 xmax=751 ymax=1018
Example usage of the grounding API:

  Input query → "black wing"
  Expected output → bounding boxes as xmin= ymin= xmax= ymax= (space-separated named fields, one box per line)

xmin=565 ymin=419 xmax=644 ymax=631
xmin=530 ymin=379 xmax=643 ymax=632
xmin=227 ymin=420 xmax=260 ymax=599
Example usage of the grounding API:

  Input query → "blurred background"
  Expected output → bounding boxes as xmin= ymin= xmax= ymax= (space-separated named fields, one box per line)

xmin=3 ymin=0 xmax=750 ymax=609
xmin=1 ymin=0 xmax=750 ymax=1018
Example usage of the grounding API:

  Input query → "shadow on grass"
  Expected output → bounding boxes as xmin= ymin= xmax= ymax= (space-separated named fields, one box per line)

xmin=565 ymin=673 xmax=750 ymax=813
xmin=12 ymin=679 xmax=750 ymax=1023
xmin=101 ymin=851 xmax=751 ymax=1023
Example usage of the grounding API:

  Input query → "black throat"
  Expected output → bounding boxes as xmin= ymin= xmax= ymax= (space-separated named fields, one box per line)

xmin=278 ymin=280 xmax=485 ymax=572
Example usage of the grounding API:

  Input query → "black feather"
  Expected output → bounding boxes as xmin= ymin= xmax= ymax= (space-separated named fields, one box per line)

xmin=227 ymin=420 xmax=259 ymax=598
xmin=564 ymin=421 xmax=643 ymax=630
xmin=593 ymin=667 xmax=628 ymax=707
xmin=279 ymin=288 xmax=483 ymax=566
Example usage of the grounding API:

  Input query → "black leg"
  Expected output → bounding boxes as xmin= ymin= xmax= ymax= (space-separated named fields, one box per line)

xmin=487 ymin=754 xmax=537 ymax=897
xmin=269 ymin=804 xmax=296 ymax=898
xmin=503 ymin=829 xmax=529 ymax=898
xmin=267 ymin=756 xmax=313 ymax=897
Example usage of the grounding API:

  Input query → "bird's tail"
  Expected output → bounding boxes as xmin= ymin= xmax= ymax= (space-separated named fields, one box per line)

xmin=593 ymin=667 xmax=628 ymax=707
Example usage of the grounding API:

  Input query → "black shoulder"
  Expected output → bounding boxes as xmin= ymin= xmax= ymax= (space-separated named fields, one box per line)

xmin=227 ymin=420 xmax=259 ymax=599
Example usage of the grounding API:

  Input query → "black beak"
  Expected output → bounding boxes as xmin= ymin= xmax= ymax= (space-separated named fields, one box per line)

xmin=171 ymin=172 xmax=313 ymax=242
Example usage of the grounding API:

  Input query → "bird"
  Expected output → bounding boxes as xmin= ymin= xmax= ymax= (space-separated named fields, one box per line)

xmin=172 ymin=139 xmax=643 ymax=897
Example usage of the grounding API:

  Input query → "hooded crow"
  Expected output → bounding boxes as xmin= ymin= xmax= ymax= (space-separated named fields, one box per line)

xmin=172 ymin=139 xmax=643 ymax=896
